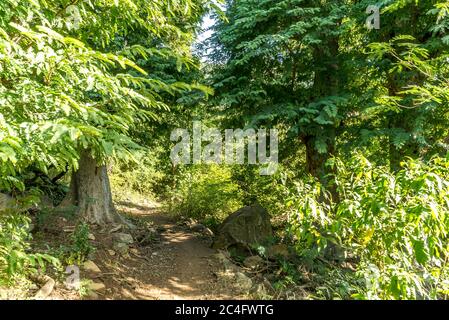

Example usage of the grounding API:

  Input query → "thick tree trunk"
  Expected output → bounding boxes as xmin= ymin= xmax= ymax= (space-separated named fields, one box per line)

xmin=305 ymin=35 xmax=340 ymax=201
xmin=304 ymin=133 xmax=335 ymax=179
xmin=304 ymin=132 xmax=339 ymax=202
xmin=61 ymin=151 xmax=125 ymax=225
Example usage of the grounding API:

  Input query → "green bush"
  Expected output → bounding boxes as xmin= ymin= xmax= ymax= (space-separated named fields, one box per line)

xmin=110 ymin=148 xmax=166 ymax=202
xmin=229 ymin=164 xmax=300 ymax=218
xmin=52 ymin=222 xmax=95 ymax=266
xmin=168 ymin=165 xmax=243 ymax=223
xmin=287 ymin=153 xmax=449 ymax=300
xmin=0 ymin=213 xmax=59 ymax=286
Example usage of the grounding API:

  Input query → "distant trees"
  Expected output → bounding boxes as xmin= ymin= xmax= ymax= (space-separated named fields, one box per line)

xmin=208 ymin=0 xmax=449 ymax=184
xmin=0 ymin=0 xmax=211 ymax=224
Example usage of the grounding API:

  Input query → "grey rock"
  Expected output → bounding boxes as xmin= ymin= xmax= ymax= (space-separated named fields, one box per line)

xmin=235 ymin=272 xmax=253 ymax=291
xmin=191 ymin=223 xmax=206 ymax=232
xmin=213 ymin=252 xmax=236 ymax=271
xmin=203 ymin=227 xmax=214 ymax=237
xmin=88 ymin=281 xmax=106 ymax=292
xmin=82 ymin=260 xmax=101 ymax=274
xmin=113 ymin=242 xmax=129 ymax=255
xmin=109 ymin=224 xmax=123 ymax=233
xmin=212 ymin=204 xmax=272 ymax=250
xmin=87 ymin=291 xmax=99 ymax=299
xmin=34 ymin=276 xmax=55 ymax=299
xmin=251 ymin=283 xmax=268 ymax=297
xmin=112 ymin=232 xmax=134 ymax=244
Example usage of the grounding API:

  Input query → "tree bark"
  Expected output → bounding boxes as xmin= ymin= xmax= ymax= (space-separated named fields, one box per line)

xmin=304 ymin=133 xmax=336 ymax=179
xmin=303 ymin=131 xmax=339 ymax=202
xmin=60 ymin=151 xmax=125 ymax=226
xmin=305 ymin=35 xmax=340 ymax=202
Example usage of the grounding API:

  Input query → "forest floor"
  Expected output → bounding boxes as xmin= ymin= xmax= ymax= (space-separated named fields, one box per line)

xmin=29 ymin=199 xmax=249 ymax=300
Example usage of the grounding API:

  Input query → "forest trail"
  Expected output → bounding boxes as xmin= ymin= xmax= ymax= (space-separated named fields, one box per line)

xmin=80 ymin=201 xmax=244 ymax=300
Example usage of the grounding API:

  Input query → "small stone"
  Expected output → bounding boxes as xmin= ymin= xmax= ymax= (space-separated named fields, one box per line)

xmin=262 ymin=278 xmax=274 ymax=293
xmin=29 ymin=284 xmax=39 ymax=290
xmin=107 ymin=250 xmax=116 ymax=256
xmin=213 ymin=251 xmax=231 ymax=261
xmin=89 ymin=282 xmax=106 ymax=292
xmin=191 ymin=223 xmax=206 ymax=232
xmin=203 ymin=228 xmax=214 ymax=237
xmin=34 ymin=276 xmax=55 ymax=299
xmin=213 ymin=252 xmax=239 ymax=272
xmin=82 ymin=260 xmax=101 ymax=274
xmin=63 ymin=226 xmax=75 ymax=233
xmin=87 ymin=291 xmax=99 ymax=299
xmin=88 ymin=233 xmax=96 ymax=241
xmin=147 ymin=227 xmax=157 ymax=234
xmin=112 ymin=232 xmax=134 ymax=244
xmin=113 ymin=242 xmax=129 ymax=255
xmin=235 ymin=272 xmax=253 ymax=290
xmin=243 ymin=255 xmax=264 ymax=269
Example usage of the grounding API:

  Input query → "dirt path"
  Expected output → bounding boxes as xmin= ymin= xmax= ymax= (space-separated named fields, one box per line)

xmin=88 ymin=201 xmax=244 ymax=300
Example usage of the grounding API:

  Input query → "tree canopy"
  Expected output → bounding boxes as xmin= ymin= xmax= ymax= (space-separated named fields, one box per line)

xmin=1 ymin=0 xmax=449 ymax=301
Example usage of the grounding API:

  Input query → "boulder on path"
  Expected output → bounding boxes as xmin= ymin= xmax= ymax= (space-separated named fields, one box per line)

xmin=212 ymin=204 xmax=273 ymax=250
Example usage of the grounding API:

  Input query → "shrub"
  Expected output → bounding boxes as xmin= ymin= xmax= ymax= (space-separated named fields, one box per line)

xmin=0 ymin=213 xmax=59 ymax=286
xmin=287 ymin=153 xmax=449 ymax=299
xmin=168 ymin=164 xmax=243 ymax=223
xmin=53 ymin=222 xmax=94 ymax=266
xmin=110 ymin=148 xmax=166 ymax=201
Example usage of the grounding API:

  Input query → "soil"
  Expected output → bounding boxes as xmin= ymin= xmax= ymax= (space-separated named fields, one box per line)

xmin=30 ymin=200 xmax=248 ymax=300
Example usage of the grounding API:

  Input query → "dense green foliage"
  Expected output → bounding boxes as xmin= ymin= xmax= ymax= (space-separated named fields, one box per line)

xmin=1 ymin=0 xmax=449 ymax=300
xmin=190 ymin=0 xmax=449 ymax=299
xmin=289 ymin=154 xmax=449 ymax=299
xmin=0 ymin=0 xmax=212 ymax=286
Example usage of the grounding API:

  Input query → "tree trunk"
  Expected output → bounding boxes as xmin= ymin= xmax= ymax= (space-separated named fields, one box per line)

xmin=60 ymin=151 xmax=125 ymax=226
xmin=304 ymin=135 xmax=332 ymax=179
xmin=305 ymin=34 xmax=340 ymax=201
xmin=303 ymin=132 xmax=339 ymax=202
